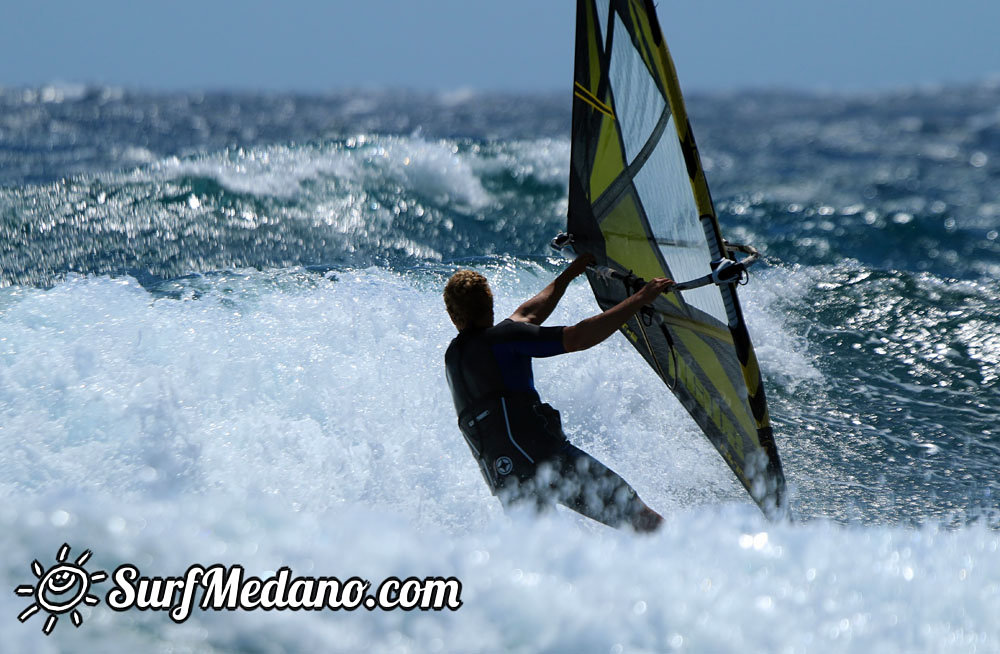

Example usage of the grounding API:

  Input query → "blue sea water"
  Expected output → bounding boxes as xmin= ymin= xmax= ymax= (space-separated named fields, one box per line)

xmin=1 ymin=82 xmax=999 ymax=652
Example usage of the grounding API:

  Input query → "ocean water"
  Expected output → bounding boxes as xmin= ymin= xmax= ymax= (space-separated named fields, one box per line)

xmin=1 ymin=83 xmax=999 ymax=652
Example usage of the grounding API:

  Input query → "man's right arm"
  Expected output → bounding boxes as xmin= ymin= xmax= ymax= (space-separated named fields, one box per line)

xmin=508 ymin=253 xmax=594 ymax=326
xmin=562 ymin=278 xmax=674 ymax=352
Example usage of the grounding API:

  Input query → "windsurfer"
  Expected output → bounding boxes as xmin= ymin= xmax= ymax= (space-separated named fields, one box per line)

xmin=443 ymin=254 xmax=672 ymax=532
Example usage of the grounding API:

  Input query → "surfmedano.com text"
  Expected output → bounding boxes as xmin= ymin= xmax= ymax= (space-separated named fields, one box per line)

xmin=107 ymin=564 xmax=463 ymax=621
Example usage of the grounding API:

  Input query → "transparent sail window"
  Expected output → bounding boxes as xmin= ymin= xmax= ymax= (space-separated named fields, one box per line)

xmin=607 ymin=12 xmax=727 ymax=323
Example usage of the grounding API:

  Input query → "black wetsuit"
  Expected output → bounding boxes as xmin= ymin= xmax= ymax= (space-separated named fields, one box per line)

xmin=445 ymin=319 xmax=645 ymax=528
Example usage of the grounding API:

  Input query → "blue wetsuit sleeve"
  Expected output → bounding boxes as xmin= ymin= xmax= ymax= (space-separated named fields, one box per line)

xmin=488 ymin=320 xmax=565 ymax=393
xmin=494 ymin=320 xmax=565 ymax=358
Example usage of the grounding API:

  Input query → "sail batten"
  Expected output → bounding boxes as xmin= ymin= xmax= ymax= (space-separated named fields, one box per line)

xmin=567 ymin=0 xmax=786 ymax=517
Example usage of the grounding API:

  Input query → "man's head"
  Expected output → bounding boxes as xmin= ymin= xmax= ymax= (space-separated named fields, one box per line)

xmin=444 ymin=270 xmax=494 ymax=331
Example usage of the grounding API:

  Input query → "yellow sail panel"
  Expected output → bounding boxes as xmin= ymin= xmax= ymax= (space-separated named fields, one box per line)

xmin=601 ymin=194 xmax=666 ymax=282
xmin=590 ymin=113 xmax=624 ymax=198
xmin=625 ymin=0 xmax=670 ymax=96
xmin=585 ymin=0 xmax=603 ymax=92
xmin=670 ymin=326 xmax=759 ymax=441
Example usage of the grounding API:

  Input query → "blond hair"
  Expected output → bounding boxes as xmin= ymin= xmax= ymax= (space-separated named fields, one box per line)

xmin=444 ymin=270 xmax=493 ymax=330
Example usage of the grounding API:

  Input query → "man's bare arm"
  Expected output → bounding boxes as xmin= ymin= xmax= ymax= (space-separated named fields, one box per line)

xmin=509 ymin=253 xmax=595 ymax=325
xmin=562 ymin=278 xmax=674 ymax=352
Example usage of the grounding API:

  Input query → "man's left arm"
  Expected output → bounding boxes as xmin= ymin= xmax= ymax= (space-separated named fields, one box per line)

xmin=508 ymin=253 xmax=595 ymax=325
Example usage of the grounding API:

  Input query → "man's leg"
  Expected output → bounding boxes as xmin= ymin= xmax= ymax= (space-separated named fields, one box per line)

xmin=543 ymin=443 xmax=663 ymax=532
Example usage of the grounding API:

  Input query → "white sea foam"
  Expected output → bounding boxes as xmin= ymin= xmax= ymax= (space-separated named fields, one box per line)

xmin=127 ymin=135 xmax=570 ymax=218
xmin=138 ymin=146 xmax=356 ymax=198
xmin=128 ymin=136 xmax=507 ymax=209
xmin=1 ymin=266 xmax=996 ymax=652
xmin=470 ymin=139 xmax=571 ymax=189
xmin=369 ymin=137 xmax=491 ymax=210
xmin=739 ymin=264 xmax=823 ymax=390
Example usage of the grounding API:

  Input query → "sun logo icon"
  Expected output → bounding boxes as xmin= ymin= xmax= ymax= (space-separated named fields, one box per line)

xmin=14 ymin=543 xmax=107 ymax=635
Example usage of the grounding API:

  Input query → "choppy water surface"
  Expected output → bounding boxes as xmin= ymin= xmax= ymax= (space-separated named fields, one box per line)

xmin=1 ymin=83 xmax=998 ymax=652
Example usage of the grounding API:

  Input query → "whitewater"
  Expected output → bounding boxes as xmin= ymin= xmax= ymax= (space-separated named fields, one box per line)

xmin=1 ymin=85 xmax=999 ymax=652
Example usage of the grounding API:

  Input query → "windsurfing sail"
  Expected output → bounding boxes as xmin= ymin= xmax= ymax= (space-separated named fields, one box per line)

xmin=559 ymin=0 xmax=786 ymax=517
